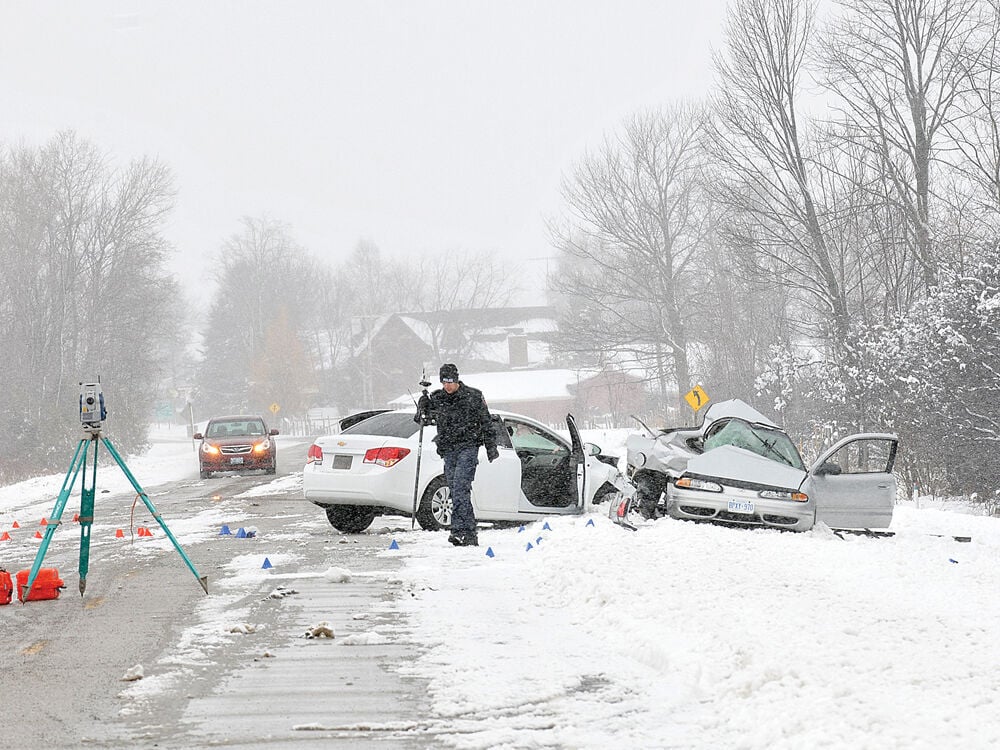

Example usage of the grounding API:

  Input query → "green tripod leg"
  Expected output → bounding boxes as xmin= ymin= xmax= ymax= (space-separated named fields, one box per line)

xmin=20 ymin=438 xmax=89 ymax=602
xmin=77 ymin=437 xmax=100 ymax=594
xmin=101 ymin=437 xmax=208 ymax=594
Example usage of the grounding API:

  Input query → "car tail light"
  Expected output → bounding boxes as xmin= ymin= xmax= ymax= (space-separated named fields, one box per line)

xmin=252 ymin=439 xmax=271 ymax=454
xmin=306 ymin=444 xmax=323 ymax=465
xmin=363 ymin=447 xmax=411 ymax=467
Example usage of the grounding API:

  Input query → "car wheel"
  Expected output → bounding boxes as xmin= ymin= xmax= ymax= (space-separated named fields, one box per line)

xmin=416 ymin=477 xmax=451 ymax=531
xmin=592 ymin=485 xmax=623 ymax=506
xmin=324 ymin=505 xmax=377 ymax=534
xmin=265 ymin=465 xmax=276 ymax=475
xmin=200 ymin=470 xmax=211 ymax=480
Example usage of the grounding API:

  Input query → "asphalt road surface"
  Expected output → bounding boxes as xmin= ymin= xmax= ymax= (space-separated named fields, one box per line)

xmin=0 ymin=439 xmax=436 ymax=749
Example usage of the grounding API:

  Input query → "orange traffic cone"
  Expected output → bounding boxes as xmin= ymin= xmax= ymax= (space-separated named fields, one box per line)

xmin=73 ymin=513 xmax=80 ymax=522
xmin=0 ymin=531 xmax=10 ymax=541
xmin=40 ymin=518 xmax=48 ymax=526
xmin=34 ymin=531 xmax=43 ymax=539
xmin=115 ymin=528 xmax=125 ymax=538
xmin=11 ymin=521 xmax=19 ymax=528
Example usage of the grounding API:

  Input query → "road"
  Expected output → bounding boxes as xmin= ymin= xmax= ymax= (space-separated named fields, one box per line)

xmin=0 ymin=438 xmax=434 ymax=749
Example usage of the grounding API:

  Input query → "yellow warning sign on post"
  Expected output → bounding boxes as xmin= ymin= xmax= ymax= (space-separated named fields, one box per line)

xmin=269 ymin=403 xmax=280 ymax=415
xmin=684 ymin=385 xmax=710 ymax=412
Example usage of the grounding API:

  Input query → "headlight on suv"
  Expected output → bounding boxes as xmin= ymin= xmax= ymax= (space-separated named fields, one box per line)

xmin=758 ymin=489 xmax=808 ymax=502
xmin=675 ymin=476 xmax=723 ymax=493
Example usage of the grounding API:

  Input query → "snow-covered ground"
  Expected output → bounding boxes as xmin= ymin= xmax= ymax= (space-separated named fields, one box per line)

xmin=3 ymin=427 xmax=999 ymax=748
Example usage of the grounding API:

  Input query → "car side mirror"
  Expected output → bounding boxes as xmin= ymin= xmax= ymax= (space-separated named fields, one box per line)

xmin=584 ymin=442 xmax=602 ymax=456
xmin=816 ymin=461 xmax=842 ymax=476
xmin=269 ymin=429 xmax=279 ymax=436
xmin=192 ymin=432 xmax=204 ymax=440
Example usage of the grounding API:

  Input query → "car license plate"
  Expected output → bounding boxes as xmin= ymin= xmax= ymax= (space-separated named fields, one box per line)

xmin=727 ymin=499 xmax=754 ymax=514
xmin=229 ymin=457 xmax=244 ymax=465
xmin=333 ymin=454 xmax=352 ymax=470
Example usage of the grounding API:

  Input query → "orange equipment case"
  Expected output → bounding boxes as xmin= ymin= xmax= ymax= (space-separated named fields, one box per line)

xmin=15 ymin=568 xmax=65 ymax=602
xmin=0 ymin=568 xmax=12 ymax=605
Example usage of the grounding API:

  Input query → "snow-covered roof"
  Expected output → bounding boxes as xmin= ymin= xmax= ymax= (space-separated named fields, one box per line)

xmin=387 ymin=368 xmax=601 ymax=407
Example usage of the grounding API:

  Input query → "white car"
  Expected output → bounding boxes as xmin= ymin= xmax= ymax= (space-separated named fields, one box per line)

xmin=620 ymin=399 xmax=899 ymax=532
xmin=303 ymin=409 xmax=633 ymax=533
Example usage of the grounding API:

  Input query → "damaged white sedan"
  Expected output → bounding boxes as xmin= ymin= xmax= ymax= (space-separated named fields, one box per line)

xmin=618 ymin=399 xmax=899 ymax=532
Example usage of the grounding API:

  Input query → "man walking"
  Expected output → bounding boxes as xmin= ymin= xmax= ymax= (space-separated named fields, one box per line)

xmin=416 ymin=363 xmax=499 ymax=546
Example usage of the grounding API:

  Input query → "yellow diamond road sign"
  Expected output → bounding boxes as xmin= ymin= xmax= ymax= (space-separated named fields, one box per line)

xmin=684 ymin=385 xmax=710 ymax=412
xmin=269 ymin=402 xmax=280 ymax=415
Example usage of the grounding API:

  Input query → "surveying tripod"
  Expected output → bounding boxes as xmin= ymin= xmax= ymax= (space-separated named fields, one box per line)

xmin=20 ymin=425 xmax=208 ymax=602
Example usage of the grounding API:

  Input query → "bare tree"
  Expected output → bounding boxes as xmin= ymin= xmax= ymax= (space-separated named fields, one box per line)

xmin=550 ymin=106 xmax=711 ymax=415
xmin=711 ymin=0 xmax=858 ymax=343
xmin=196 ymin=217 xmax=318 ymax=415
xmin=822 ymin=0 xmax=985 ymax=287
xmin=0 ymin=132 xmax=180 ymax=479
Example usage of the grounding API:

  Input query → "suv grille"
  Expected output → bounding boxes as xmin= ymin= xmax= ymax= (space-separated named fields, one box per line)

xmin=221 ymin=445 xmax=253 ymax=455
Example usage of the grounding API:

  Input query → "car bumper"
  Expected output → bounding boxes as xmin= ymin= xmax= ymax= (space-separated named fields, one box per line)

xmin=667 ymin=485 xmax=815 ymax=531
xmin=201 ymin=454 xmax=274 ymax=472
xmin=302 ymin=463 xmax=414 ymax=511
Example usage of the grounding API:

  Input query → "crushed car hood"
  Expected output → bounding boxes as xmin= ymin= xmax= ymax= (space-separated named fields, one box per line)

xmin=683 ymin=445 xmax=805 ymax=490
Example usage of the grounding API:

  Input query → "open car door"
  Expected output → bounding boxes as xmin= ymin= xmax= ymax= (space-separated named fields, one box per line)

xmin=802 ymin=433 xmax=899 ymax=530
xmin=566 ymin=413 xmax=587 ymax=510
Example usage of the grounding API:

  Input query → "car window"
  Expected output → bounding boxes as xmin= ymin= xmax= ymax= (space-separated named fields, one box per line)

xmin=823 ymin=439 xmax=895 ymax=474
xmin=507 ymin=420 xmax=567 ymax=454
xmin=703 ymin=418 xmax=805 ymax=470
xmin=341 ymin=411 xmax=419 ymax=438
xmin=207 ymin=420 xmax=264 ymax=437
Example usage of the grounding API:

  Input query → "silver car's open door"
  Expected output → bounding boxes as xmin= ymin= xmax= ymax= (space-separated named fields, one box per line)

xmin=566 ymin=413 xmax=587 ymax=510
xmin=803 ymin=433 xmax=899 ymax=530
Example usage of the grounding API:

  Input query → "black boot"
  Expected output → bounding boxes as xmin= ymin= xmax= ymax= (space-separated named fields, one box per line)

xmin=447 ymin=532 xmax=463 ymax=546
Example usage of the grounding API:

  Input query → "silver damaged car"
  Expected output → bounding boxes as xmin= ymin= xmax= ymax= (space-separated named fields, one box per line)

xmin=616 ymin=399 xmax=899 ymax=532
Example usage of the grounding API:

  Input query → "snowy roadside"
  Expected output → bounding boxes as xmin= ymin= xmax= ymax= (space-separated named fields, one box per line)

xmin=388 ymin=507 xmax=1000 ymax=749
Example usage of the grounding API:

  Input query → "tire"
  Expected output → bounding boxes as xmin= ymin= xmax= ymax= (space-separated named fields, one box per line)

xmin=415 ymin=477 xmax=451 ymax=531
xmin=592 ymin=484 xmax=623 ymax=507
xmin=324 ymin=505 xmax=377 ymax=534
xmin=200 ymin=470 xmax=211 ymax=480
xmin=265 ymin=464 xmax=276 ymax=475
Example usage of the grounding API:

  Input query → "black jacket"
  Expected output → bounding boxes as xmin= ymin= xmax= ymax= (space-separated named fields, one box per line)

xmin=426 ymin=382 xmax=497 ymax=456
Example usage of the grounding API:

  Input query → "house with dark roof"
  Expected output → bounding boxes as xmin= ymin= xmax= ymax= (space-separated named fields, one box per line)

xmin=350 ymin=306 xmax=558 ymax=408
xmin=388 ymin=367 xmax=647 ymax=427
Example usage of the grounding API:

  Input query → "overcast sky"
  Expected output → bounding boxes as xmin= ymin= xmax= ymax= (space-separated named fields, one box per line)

xmin=0 ymin=1 xmax=729 ymax=305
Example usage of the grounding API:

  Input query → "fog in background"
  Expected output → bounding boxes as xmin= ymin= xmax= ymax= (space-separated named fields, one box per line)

xmin=0 ymin=1 xmax=727 ymax=304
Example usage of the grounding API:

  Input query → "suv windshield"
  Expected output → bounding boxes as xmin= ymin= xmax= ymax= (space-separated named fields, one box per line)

xmin=207 ymin=420 xmax=265 ymax=438
xmin=341 ymin=411 xmax=419 ymax=438
xmin=703 ymin=418 xmax=805 ymax=470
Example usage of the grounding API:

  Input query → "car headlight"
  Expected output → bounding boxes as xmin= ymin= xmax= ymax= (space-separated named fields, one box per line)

xmin=202 ymin=443 xmax=220 ymax=455
xmin=252 ymin=438 xmax=271 ymax=454
xmin=758 ymin=489 xmax=808 ymax=502
xmin=632 ymin=451 xmax=647 ymax=468
xmin=675 ymin=476 xmax=723 ymax=493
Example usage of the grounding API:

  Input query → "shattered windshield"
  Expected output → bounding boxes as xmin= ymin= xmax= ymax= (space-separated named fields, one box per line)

xmin=702 ymin=419 xmax=805 ymax=470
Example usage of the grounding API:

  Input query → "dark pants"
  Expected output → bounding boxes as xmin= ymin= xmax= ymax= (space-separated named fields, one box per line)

xmin=442 ymin=446 xmax=479 ymax=534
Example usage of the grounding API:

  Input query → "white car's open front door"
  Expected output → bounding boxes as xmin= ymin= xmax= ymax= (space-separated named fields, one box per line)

xmin=566 ymin=413 xmax=587 ymax=510
xmin=803 ymin=433 xmax=899 ymax=530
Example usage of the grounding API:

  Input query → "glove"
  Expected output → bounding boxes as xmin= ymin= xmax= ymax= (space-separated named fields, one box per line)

xmin=414 ymin=394 xmax=431 ymax=424
xmin=486 ymin=445 xmax=499 ymax=463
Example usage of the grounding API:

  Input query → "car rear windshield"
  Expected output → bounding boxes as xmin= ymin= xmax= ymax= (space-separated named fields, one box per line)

xmin=341 ymin=411 xmax=418 ymax=438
